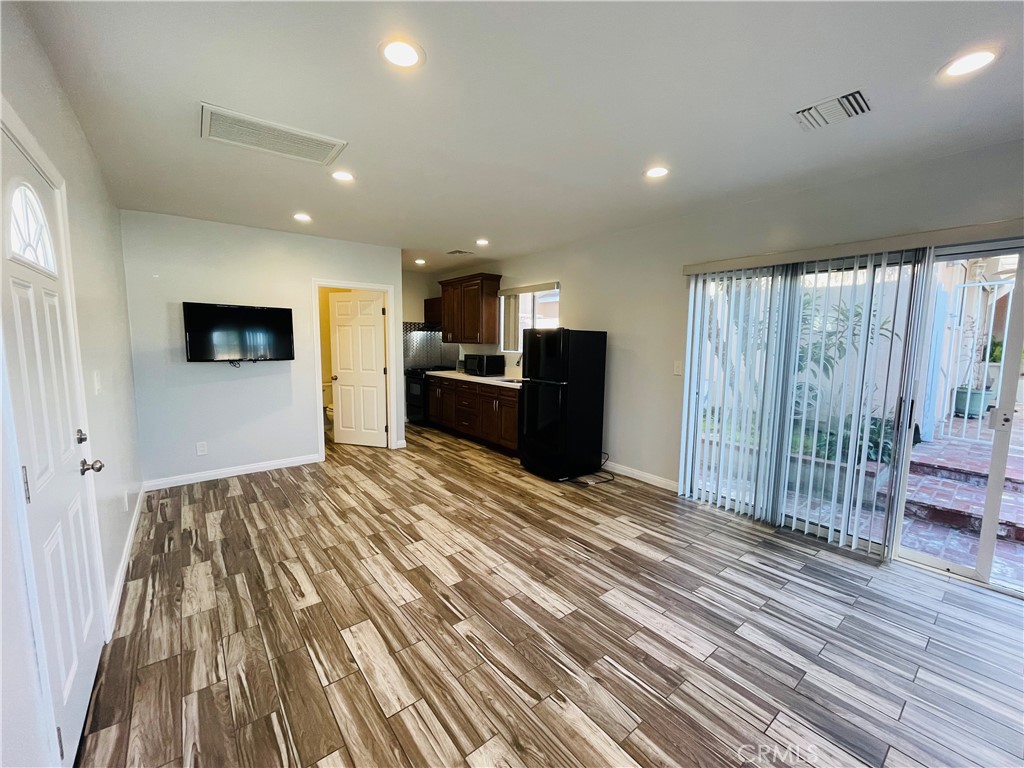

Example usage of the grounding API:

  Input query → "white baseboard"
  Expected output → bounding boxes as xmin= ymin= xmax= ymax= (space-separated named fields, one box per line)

xmin=141 ymin=453 xmax=321 ymax=491
xmin=105 ymin=487 xmax=145 ymax=638
xmin=603 ymin=461 xmax=678 ymax=492
xmin=393 ymin=439 xmax=407 ymax=448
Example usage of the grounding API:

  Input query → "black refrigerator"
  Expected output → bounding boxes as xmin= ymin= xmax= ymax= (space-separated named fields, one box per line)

xmin=519 ymin=328 xmax=607 ymax=481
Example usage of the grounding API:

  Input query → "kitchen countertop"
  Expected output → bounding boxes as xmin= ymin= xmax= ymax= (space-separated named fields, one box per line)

xmin=426 ymin=370 xmax=522 ymax=390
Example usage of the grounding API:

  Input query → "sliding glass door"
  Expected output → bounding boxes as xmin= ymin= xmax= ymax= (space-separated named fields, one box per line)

xmin=777 ymin=253 xmax=919 ymax=555
xmin=682 ymin=240 xmax=1024 ymax=589
xmin=680 ymin=268 xmax=785 ymax=522
xmin=680 ymin=250 xmax=925 ymax=557
xmin=894 ymin=248 xmax=1024 ymax=590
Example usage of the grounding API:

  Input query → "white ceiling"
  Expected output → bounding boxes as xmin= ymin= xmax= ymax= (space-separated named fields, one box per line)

xmin=24 ymin=2 xmax=1024 ymax=273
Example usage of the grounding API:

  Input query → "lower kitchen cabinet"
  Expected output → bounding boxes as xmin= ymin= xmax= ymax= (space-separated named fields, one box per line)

xmin=497 ymin=394 xmax=518 ymax=449
xmin=479 ymin=389 xmax=500 ymax=444
xmin=427 ymin=378 xmax=518 ymax=452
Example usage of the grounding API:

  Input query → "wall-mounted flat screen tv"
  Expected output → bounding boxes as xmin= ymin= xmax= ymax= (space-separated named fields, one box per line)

xmin=183 ymin=302 xmax=295 ymax=362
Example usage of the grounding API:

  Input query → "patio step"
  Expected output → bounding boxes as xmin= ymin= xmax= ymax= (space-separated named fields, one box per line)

xmin=909 ymin=457 xmax=1023 ymax=492
xmin=898 ymin=474 xmax=1024 ymax=542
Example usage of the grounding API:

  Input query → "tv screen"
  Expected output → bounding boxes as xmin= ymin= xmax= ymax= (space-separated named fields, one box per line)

xmin=183 ymin=302 xmax=295 ymax=362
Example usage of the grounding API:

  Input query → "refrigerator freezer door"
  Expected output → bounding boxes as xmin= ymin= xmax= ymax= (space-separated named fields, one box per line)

xmin=523 ymin=327 xmax=568 ymax=383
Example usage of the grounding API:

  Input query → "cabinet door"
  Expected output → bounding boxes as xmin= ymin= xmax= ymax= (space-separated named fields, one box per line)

xmin=498 ymin=398 xmax=519 ymax=449
xmin=460 ymin=281 xmax=482 ymax=344
xmin=427 ymin=383 xmax=443 ymax=423
xmin=441 ymin=283 xmax=461 ymax=343
xmin=441 ymin=384 xmax=457 ymax=425
xmin=479 ymin=391 xmax=499 ymax=443
xmin=424 ymin=296 xmax=442 ymax=326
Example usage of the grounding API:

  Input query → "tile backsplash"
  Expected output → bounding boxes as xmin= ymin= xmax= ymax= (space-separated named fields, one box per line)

xmin=402 ymin=322 xmax=459 ymax=369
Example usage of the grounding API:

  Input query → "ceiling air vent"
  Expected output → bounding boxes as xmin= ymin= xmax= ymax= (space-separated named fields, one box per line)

xmin=446 ymin=249 xmax=474 ymax=256
xmin=792 ymin=90 xmax=871 ymax=131
xmin=200 ymin=103 xmax=347 ymax=165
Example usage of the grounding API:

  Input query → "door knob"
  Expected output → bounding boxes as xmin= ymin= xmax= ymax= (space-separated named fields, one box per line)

xmin=76 ymin=429 xmax=88 ymax=444
xmin=331 ymin=375 xmax=338 ymax=381
xmin=80 ymin=459 xmax=105 ymax=476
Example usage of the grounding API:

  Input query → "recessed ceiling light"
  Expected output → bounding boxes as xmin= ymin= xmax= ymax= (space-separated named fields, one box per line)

xmin=944 ymin=50 xmax=996 ymax=77
xmin=293 ymin=212 xmax=312 ymax=223
xmin=331 ymin=170 xmax=355 ymax=182
xmin=644 ymin=166 xmax=669 ymax=179
xmin=414 ymin=258 xmax=426 ymax=265
xmin=380 ymin=40 xmax=425 ymax=68
xmin=476 ymin=239 xmax=489 ymax=246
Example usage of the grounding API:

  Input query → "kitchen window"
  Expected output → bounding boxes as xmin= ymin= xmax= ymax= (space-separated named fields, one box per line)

xmin=499 ymin=282 xmax=560 ymax=352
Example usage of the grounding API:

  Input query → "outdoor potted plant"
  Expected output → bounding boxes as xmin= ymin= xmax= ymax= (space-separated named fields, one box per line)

xmin=953 ymin=321 xmax=992 ymax=418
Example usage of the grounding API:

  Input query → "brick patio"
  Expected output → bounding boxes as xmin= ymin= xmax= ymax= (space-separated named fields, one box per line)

xmin=899 ymin=405 xmax=1024 ymax=589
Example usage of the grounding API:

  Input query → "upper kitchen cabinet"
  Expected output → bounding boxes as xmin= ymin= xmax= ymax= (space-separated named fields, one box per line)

xmin=438 ymin=273 xmax=501 ymax=344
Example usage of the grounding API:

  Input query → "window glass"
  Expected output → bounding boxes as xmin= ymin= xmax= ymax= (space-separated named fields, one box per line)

xmin=501 ymin=288 xmax=560 ymax=352
xmin=9 ymin=183 xmax=56 ymax=272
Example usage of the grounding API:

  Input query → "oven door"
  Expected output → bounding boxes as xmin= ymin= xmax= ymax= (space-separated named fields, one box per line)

xmin=406 ymin=376 xmax=428 ymax=423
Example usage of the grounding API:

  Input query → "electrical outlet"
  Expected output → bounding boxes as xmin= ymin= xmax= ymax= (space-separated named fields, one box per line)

xmin=673 ymin=360 xmax=683 ymax=376
xmin=93 ymin=370 xmax=102 ymax=394
xmin=196 ymin=441 xmax=208 ymax=456
xmin=123 ymin=490 xmax=129 ymax=513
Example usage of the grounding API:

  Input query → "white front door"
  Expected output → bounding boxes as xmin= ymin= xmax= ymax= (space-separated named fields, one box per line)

xmin=2 ymin=129 xmax=106 ymax=763
xmin=330 ymin=290 xmax=388 ymax=447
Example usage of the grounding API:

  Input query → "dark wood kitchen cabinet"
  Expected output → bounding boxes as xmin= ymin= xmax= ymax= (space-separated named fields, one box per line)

xmin=497 ymin=391 xmax=519 ymax=450
xmin=427 ymin=377 xmax=518 ymax=452
xmin=423 ymin=296 xmax=442 ymax=326
xmin=427 ymin=378 xmax=457 ymax=427
xmin=478 ymin=388 xmax=500 ymax=444
xmin=437 ymin=273 xmax=501 ymax=344
xmin=440 ymin=283 xmax=461 ymax=343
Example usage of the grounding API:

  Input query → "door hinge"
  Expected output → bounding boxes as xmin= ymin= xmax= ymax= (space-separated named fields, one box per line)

xmin=381 ymin=307 xmax=386 ymax=316
xmin=383 ymin=366 xmax=387 ymax=375
xmin=384 ymin=424 xmax=389 ymax=434
xmin=56 ymin=726 xmax=64 ymax=760
xmin=21 ymin=466 xmax=30 ymax=504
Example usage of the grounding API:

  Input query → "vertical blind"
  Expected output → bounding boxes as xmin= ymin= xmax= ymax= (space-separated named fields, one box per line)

xmin=681 ymin=267 xmax=786 ymax=522
xmin=681 ymin=250 xmax=926 ymax=556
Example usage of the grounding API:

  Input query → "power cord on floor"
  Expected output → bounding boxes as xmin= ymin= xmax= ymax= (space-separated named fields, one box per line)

xmin=565 ymin=452 xmax=615 ymax=487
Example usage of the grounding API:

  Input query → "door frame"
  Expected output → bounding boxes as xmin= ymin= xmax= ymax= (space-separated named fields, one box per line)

xmin=310 ymin=278 xmax=401 ymax=458
xmin=2 ymin=99 xmax=109 ymax=763
xmin=891 ymin=243 xmax=1024 ymax=586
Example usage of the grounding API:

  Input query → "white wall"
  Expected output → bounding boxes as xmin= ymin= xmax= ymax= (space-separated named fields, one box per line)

xmin=121 ymin=212 xmax=403 ymax=483
xmin=443 ymin=140 xmax=1024 ymax=486
xmin=2 ymin=1 xmax=143 ymax=602
xmin=401 ymin=269 xmax=441 ymax=323
xmin=2 ymin=4 xmax=143 ymax=763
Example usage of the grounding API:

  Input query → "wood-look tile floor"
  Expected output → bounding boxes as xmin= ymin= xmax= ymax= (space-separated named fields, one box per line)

xmin=79 ymin=426 xmax=1024 ymax=768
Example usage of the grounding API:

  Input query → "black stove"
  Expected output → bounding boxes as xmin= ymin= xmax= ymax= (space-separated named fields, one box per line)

xmin=405 ymin=366 xmax=455 ymax=423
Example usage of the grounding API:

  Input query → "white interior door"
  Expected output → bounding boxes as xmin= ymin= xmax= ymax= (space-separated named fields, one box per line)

xmin=2 ymin=130 xmax=105 ymax=764
xmin=330 ymin=289 xmax=388 ymax=447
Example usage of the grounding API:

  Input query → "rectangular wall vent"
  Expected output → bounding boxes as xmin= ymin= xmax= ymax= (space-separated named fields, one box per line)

xmin=792 ymin=90 xmax=871 ymax=131
xmin=200 ymin=104 xmax=346 ymax=165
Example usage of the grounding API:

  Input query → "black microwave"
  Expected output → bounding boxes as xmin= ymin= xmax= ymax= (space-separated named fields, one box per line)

xmin=464 ymin=354 xmax=505 ymax=376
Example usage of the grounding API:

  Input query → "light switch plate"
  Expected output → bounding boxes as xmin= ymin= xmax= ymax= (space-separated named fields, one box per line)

xmin=196 ymin=441 xmax=208 ymax=456
xmin=673 ymin=360 xmax=683 ymax=376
